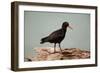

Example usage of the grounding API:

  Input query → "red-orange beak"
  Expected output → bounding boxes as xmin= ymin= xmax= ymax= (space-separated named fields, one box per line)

xmin=68 ymin=26 xmax=73 ymax=30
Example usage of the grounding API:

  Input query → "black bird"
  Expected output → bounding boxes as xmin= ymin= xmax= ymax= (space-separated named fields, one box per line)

xmin=40 ymin=22 xmax=72 ymax=53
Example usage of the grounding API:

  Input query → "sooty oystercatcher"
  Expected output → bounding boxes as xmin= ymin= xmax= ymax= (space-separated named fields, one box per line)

xmin=40 ymin=22 xmax=72 ymax=53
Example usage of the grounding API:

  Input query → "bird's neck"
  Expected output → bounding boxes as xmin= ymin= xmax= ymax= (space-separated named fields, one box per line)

xmin=62 ymin=28 xmax=67 ymax=31
xmin=62 ymin=28 xmax=67 ymax=33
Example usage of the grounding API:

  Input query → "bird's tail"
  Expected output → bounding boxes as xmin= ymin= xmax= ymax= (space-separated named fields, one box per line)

xmin=40 ymin=36 xmax=48 ymax=44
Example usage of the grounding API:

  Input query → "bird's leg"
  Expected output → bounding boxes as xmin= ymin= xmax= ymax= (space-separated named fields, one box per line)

xmin=54 ymin=43 xmax=56 ymax=53
xmin=59 ymin=43 xmax=62 ymax=53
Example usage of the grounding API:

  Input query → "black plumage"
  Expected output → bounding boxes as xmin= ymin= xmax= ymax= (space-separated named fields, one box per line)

xmin=40 ymin=22 xmax=72 ymax=53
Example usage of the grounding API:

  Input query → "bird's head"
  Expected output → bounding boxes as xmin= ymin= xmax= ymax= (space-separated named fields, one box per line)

xmin=62 ymin=22 xmax=72 ymax=29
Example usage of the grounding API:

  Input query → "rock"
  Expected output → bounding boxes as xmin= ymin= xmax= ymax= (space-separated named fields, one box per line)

xmin=32 ymin=53 xmax=48 ymax=61
xmin=47 ymin=53 xmax=63 ymax=60
xmin=25 ymin=48 xmax=90 ymax=61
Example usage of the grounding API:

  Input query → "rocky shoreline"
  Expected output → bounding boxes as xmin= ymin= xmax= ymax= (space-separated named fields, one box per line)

xmin=25 ymin=48 xmax=90 ymax=61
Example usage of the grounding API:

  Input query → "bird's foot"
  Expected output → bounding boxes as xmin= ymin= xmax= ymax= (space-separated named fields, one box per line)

xmin=50 ymin=51 xmax=63 ymax=54
xmin=54 ymin=51 xmax=58 ymax=53
xmin=59 ymin=52 xmax=63 ymax=54
xmin=59 ymin=50 xmax=63 ymax=54
xmin=49 ymin=51 xmax=59 ymax=54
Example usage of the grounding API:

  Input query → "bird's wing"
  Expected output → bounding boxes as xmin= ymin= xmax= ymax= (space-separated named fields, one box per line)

xmin=48 ymin=29 xmax=64 ymax=40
